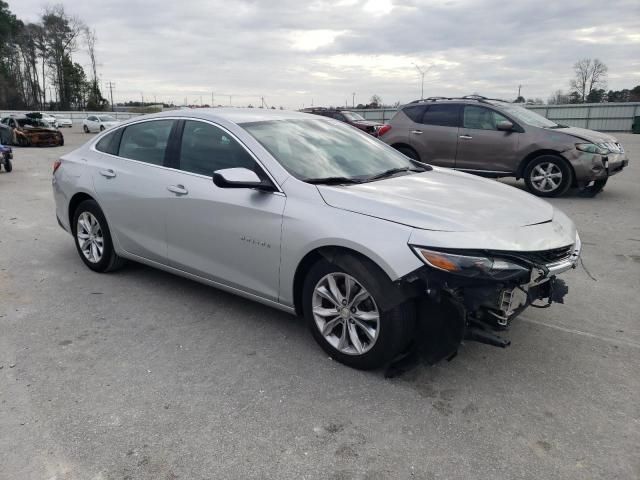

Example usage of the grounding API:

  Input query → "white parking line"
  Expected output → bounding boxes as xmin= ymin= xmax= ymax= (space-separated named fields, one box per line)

xmin=520 ymin=317 xmax=640 ymax=350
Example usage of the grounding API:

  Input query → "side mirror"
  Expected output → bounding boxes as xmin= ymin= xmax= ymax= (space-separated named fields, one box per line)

xmin=496 ymin=120 xmax=514 ymax=131
xmin=213 ymin=167 xmax=276 ymax=191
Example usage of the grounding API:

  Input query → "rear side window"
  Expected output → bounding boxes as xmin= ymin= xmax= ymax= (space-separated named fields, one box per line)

xmin=95 ymin=129 xmax=122 ymax=155
xmin=402 ymin=105 xmax=427 ymax=123
xmin=421 ymin=104 xmax=460 ymax=127
xmin=118 ymin=120 xmax=174 ymax=166
xmin=179 ymin=120 xmax=255 ymax=177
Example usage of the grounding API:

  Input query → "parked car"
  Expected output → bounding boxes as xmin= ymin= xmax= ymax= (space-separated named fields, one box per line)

xmin=52 ymin=114 xmax=73 ymax=128
xmin=83 ymin=115 xmax=120 ymax=133
xmin=379 ymin=96 xmax=629 ymax=197
xmin=38 ymin=112 xmax=58 ymax=128
xmin=0 ymin=115 xmax=64 ymax=147
xmin=53 ymin=109 xmax=580 ymax=370
xmin=301 ymin=107 xmax=383 ymax=136
xmin=0 ymin=143 xmax=12 ymax=172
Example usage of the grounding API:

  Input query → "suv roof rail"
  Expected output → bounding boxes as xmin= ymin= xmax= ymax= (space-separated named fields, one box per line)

xmin=403 ymin=96 xmax=512 ymax=106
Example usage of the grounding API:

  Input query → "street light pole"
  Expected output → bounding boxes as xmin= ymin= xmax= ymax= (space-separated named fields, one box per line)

xmin=412 ymin=63 xmax=432 ymax=101
xmin=352 ymin=92 xmax=355 ymax=108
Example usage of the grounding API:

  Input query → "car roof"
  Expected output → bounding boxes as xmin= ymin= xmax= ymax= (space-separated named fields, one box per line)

xmin=130 ymin=108 xmax=316 ymax=124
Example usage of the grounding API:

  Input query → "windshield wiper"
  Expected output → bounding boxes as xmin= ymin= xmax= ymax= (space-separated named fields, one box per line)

xmin=303 ymin=176 xmax=363 ymax=185
xmin=366 ymin=166 xmax=427 ymax=182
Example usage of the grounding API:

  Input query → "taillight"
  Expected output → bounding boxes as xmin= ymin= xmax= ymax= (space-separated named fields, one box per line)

xmin=53 ymin=159 xmax=62 ymax=174
xmin=377 ymin=124 xmax=392 ymax=137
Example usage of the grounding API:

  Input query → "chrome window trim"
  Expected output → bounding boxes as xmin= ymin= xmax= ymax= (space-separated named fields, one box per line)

xmin=89 ymin=116 xmax=285 ymax=195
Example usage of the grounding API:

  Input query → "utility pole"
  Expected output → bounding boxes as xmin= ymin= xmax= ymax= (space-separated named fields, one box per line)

xmin=211 ymin=91 xmax=214 ymax=107
xmin=141 ymin=92 xmax=144 ymax=105
xmin=352 ymin=92 xmax=355 ymax=108
xmin=412 ymin=63 xmax=432 ymax=101
xmin=261 ymin=96 xmax=265 ymax=108
xmin=229 ymin=95 xmax=232 ymax=106
xmin=518 ymin=85 xmax=522 ymax=98
xmin=106 ymin=81 xmax=115 ymax=112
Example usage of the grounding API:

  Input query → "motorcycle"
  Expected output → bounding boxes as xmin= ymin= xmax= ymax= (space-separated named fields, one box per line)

xmin=0 ymin=144 xmax=13 ymax=172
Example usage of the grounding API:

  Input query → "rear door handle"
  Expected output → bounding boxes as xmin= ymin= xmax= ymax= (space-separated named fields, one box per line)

xmin=99 ymin=169 xmax=116 ymax=178
xmin=167 ymin=184 xmax=188 ymax=195
xmin=459 ymin=135 xmax=473 ymax=139
xmin=411 ymin=130 xmax=423 ymax=134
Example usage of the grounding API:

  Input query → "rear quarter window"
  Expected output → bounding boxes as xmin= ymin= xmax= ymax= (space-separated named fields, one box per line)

xmin=401 ymin=105 xmax=427 ymax=123
xmin=95 ymin=129 xmax=123 ymax=155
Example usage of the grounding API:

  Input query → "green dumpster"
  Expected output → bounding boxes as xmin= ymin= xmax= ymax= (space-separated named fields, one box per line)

xmin=633 ymin=116 xmax=640 ymax=134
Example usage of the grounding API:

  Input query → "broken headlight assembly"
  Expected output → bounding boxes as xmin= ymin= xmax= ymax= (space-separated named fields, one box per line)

xmin=410 ymin=247 xmax=530 ymax=281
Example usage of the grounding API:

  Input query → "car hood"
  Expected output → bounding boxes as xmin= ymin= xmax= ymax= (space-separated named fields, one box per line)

xmin=551 ymin=126 xmax=618 ymax=144
xmin=353 ymin=120 xmax=382 ymax=127
xmin=317 ymin=168 xmax=554 ymax=232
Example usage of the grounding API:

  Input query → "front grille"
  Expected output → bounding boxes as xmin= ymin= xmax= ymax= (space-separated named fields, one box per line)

xmin=518 ymin=245 xmax=573 ymax=264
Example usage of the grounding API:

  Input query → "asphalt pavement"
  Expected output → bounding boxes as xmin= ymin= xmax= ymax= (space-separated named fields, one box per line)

xmin=1 ymin=126 xmax=639 ymax=480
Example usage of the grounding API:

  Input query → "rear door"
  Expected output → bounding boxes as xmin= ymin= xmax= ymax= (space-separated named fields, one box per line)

xmin=406 ymin=103 xmax=461 ymax=167
xmin=455 ymin=105 xmax=520 ymax=174
xmin=90 ymin=119 xmax=177 ymax=263
xmin=165 ymin=119 xmax=285 ymax=301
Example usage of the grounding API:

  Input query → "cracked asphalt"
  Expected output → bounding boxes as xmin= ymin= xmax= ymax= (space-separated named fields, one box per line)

xmin=1 ymin=127 xmax=639 ymax=480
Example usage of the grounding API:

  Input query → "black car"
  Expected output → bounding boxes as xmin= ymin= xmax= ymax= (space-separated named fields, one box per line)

xmin=300 ymin=107 xmax=383 ymax=136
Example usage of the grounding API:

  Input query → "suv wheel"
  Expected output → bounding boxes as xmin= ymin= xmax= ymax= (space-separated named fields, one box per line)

xmin=524 ymin=155 xmax=572 ymax=197
xmin=395 ymin=145 xmax=420 ymax=161
xmin=72 ymin=200 xmax=125 ymax=272
xmin=303 ymin=257 xmax=414 ymax=370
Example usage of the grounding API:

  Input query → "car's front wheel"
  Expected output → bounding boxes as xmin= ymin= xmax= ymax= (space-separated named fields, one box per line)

xmin=303 ymin=257 xmax=414 ymax=370
xmin=83 ymin=125 xmax=90 ymax=133
xmin=72 ymin=200 xmax=125 ymax=273
xmin=2 ymin=158 xmax=12 ymax=172
xmin=99 ymin=125 xmax=105 ymax=132
xmin=524 ymin=155 xmax=573 ymax=197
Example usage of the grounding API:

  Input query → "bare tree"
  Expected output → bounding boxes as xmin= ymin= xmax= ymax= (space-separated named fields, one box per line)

xmin=570 ymin=58 xmax=608 ymax=103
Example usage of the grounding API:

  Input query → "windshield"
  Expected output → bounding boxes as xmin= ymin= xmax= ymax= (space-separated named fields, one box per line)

xmin=242 ymin=119 xmax=417 ymax=181
xmin=490 ymin=102 xmax=559 ymax=128
xmin=99 ymin=115 xmax=116 ymax=122
xmin=342 ymin=112 xmax=365 ymax=121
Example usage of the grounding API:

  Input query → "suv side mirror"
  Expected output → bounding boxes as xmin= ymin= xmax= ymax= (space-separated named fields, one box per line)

xmin=213 ymin=167 xmax=276 ymax=191
xmin=496 ymin=120 xmax=514 ymax=131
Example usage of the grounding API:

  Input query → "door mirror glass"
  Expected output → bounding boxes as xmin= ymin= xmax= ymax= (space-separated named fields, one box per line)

xmin=496 ymin=120 xmax=514 ymax=131
xmin=213 ymin=167 xmax=275 ymax=191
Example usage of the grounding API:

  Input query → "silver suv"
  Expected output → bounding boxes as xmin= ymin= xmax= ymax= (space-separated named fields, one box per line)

xmin=379 ymin=96 xmax=629 ymax=197
xmin=53 ymin=109 xmax=580 ymax=370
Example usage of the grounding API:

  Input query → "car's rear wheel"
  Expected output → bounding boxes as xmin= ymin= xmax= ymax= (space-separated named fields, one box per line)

xmin=72 ymin=200 xmax=125 ymax=273
xmin=3 ymin=158 xmax=12 ymax=172
xmin=303 ymin=257 xmax=414 ymax=370
xmin=524 ymin=155 xmax=572 ymax=197
xmin=83 ymin=125 xmax=90 ymax=133
xmin=394 ymin=145 xmax=420 ymax=161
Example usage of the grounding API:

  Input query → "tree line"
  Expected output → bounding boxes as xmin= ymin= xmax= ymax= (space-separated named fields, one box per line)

xmin=0 ymin=2 xmax=107 ymax=111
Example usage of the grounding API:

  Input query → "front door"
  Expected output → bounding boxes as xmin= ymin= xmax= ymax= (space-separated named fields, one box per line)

xmin=166 ymin=120 xmax=285 ymax=301
xmin=406 ymin=103 xmax=461 ymax=168
xmin=455 ymin=105 xmax=520 ymax=174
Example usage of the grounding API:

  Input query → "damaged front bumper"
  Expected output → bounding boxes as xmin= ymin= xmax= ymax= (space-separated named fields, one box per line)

xmin=399 ymin=235 xmax=581 ymax=360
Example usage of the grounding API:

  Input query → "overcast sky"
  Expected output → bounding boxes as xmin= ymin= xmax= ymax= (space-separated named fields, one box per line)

xmin=8 ymin=0 xmax=640 ymax=108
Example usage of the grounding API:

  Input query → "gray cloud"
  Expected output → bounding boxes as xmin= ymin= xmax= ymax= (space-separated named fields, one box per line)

xmin=8 ymin=0 xmax=640 ymax=107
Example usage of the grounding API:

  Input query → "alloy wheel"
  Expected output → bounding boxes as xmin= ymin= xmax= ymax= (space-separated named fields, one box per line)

xmin=76 ymin=212 xmax=104 ymax=263
xmin=312 ymin=273 xmax=380 ymax=355
xmin=530 ymin=162 xmax=563 ymax=193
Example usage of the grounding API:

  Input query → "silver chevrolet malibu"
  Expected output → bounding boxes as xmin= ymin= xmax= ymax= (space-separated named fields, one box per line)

xmin=53 ymin=109 xmax=581 ymax=370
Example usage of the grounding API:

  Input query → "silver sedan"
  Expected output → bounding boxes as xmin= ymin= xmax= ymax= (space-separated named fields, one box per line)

xmin=53 ymin=109 xmax=580 ymax=370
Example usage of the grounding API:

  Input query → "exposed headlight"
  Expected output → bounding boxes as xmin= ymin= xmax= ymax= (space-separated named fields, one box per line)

xmin=575 ymin=143 xmax=609 ymax=155
xmin=411 ymin=247 xmax=530 ymax=280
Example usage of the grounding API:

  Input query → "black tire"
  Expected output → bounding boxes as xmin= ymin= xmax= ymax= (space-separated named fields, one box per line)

xmin=99 ymin=125 xmax=105 ymax=132
xmin=83 ymin=125 xmax=90 ymax=133
xmin=394 ymin=145 xmax=420 ymax=161
xmin=524 ymin=155 xmax=573 ymax=197
xmin=72 ymin=199 xmax=125 ymax=273
xmin=302 ymin=256 xmax=415 ymax=370
xmin=3 ymin=158 xmax=11 ymax=172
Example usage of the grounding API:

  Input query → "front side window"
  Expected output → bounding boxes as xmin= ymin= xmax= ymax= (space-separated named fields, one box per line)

xmin=118 ymin=120 xmax=174 ymax=165
xmin=421 ymin=104 xmax=460 ymax=127
xmin=242 ymin=119 xmax=417 ymax=181
xmin=489 ymin=101 xmax=558 ymax=128
xmin=463 ymin=106 xmax=510 ymax=130
xmin=179 ymin=120 xmax=255 ymax=177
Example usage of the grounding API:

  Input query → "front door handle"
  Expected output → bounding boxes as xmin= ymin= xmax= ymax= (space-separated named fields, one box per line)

xmin=167 ymin=184 xmax=188 ymax=195
xmin=459 ymin=135 xmax=473 ymax=139
xmin=411 ymin=130 xmax=423 ymax=134
xmin=99 ymin=169 xmax=116 ymax=178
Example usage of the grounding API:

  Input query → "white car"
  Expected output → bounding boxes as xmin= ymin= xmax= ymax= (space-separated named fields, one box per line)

xmin=39 ymin=112 xmax=58 ymax=128
xmin=52 ymin=114 xmax=73 ymax=128
xmin=83 ymin=115 xmax=120 ymax=133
